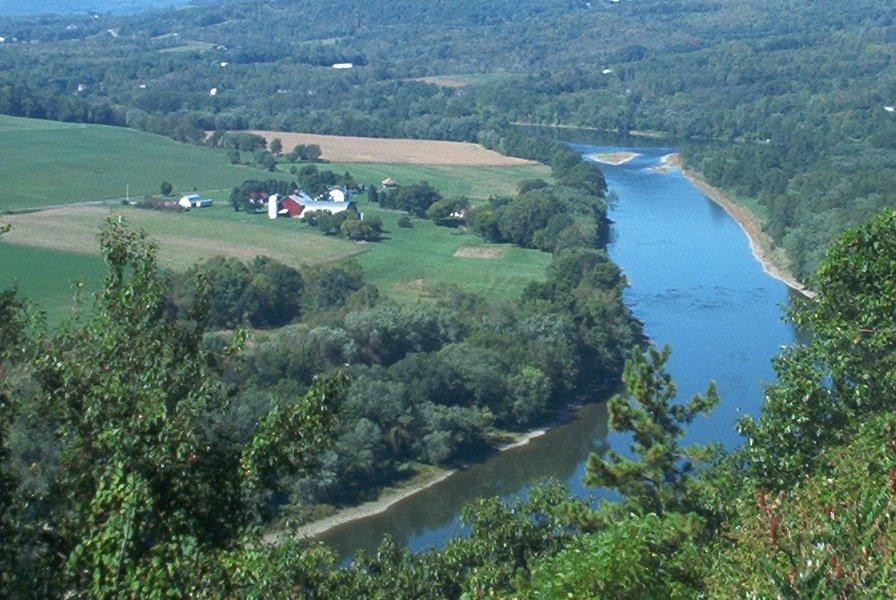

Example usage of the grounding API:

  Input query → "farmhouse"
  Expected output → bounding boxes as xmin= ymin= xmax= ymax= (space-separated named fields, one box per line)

xmin=299 ymin=200 xmax=355 ymax=218
xmin=178 ymin=194 xmax=214 ymax=209
xmin=267 ymin=193 xmax=356 ymax=220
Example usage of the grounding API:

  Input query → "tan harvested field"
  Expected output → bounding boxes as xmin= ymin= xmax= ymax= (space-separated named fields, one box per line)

xmin=453 ymin=246 xmax=508 ymax=259
xmin=2 ymin=205 xmax=361 ymax=271
xmin=246 ymin=131 xmax=537 ymax=166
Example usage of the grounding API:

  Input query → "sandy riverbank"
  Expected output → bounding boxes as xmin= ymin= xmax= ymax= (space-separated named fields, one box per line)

xmin=587 ymin=151 xmax=641 ymax=166
xmin=663 ymin=153 xmax=815 ymax=298
xmin=290 ymin=469 xmax=456 ymax=539
xmin=289 ymin=427 xmax=548 ymax=540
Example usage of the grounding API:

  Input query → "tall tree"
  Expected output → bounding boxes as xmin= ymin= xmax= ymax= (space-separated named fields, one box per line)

xmin=6 ymin=221 xmax=345 ymax=597
xmin=585 ymin=345 xmax=720 ymax=516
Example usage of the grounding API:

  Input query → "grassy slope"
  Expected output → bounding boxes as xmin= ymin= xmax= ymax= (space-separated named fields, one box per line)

xmin=2 ymin=204 xmax=362 ymax=270
xmin=0 ymin=115 xmax=270 ymax=211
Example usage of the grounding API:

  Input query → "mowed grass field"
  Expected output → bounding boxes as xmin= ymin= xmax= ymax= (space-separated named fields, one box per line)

xmin=0 ymin=243 xmax=107 ymax=325
xmin=0 ymin=115 xmax=271 ymax=211
xmin=355 ymin=200 xmax=551 ymax=301
xmin=2 ymin=204 xmax=362 ymax=271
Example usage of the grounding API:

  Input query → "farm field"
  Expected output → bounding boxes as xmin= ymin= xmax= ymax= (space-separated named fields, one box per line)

xmin=0 ymin=243 xmax=107 ymax=325
xmin=354 ymin=200 xmax=551 ymax=302
xmin=1 ymin=116 xmax=553 ymax=318
xmin=2 ymin=198 xmax=550 ymax=309
xmin=409 ymin=72 xmax=520 ymax=89
xmin=0 ymin=115 xmax=271 ymax=211
xmin=1 ymin=204 xmax=362 ymax=271
xmin=340 ymin=163 xmax=551 ymax=200
xmin=248 ymin=131 xmax=537 ymax=166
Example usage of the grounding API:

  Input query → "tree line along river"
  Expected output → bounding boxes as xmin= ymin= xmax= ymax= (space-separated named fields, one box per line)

xmin=317 ymin=146 xmax=799 ymax=559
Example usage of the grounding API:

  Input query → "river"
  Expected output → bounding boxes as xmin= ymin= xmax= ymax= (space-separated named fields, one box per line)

xmin=317 ymin=145 xmax=798 ymax=559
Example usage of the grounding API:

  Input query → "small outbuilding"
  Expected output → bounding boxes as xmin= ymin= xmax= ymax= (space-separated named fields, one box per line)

xmin=179 ymin=194 xmax=213 ymax=209
xmin=382 ymin=177 xmax=398 ymax=190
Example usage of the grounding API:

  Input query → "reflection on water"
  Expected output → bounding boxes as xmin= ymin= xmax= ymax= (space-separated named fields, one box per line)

xmin=320 ymin=402 xmax=611 ymax=558
xmin=318 ymin=147 xmax=797 ymax=559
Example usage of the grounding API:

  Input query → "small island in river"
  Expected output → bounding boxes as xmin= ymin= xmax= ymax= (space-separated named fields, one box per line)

xmin=587 ymin=151 xmax=641 ymax=165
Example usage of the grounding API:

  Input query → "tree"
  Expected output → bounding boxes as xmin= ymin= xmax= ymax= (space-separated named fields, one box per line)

xmin=9 ymin=221 xmax=346 ymax=597
xmin=585 ymin=345 xmax=720 ymax=516
xmin=227 ymin=149 xmax=241 ymax=165
xmin=340 ymin=215 xmax=383 ymax=241
xmin=304 ymin=144 xmax=322 ymax=161
xmin=0 ymin=225 xmax=31 ymax=593
xmin=270 ymin=138 xmax=283 ymax=156
xmin=396 ymin=214 xmax=412 ymax=228
xmin=740 ymin=209 xmax=896 ymax=488
xmin=160 ymin=180 xmax=173 ymax=196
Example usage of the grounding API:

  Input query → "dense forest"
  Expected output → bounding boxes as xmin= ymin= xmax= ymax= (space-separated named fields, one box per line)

xmin=0 ymin=0 xmax=190 ymax=17
xmin=2 ymin=0 xmax=896 ymax=596
xmin=0 ymin=0 xmax=893 ymax=276
xmin=3 ymin=207 xmax=895 ymax=596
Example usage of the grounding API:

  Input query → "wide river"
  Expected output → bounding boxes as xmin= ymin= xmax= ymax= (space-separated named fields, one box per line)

xmin=318 ymin=145 xmax=798 ymax=558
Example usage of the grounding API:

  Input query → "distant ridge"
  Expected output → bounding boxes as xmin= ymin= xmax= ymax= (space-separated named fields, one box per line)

xmin=0 ymin=0 xmax=188 ymax=17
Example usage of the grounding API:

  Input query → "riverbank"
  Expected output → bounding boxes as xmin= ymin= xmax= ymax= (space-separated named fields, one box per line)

xmin=290 ymin=427 xmax=549 ymax=540
xmin=664 ymin=153 xmax=815 ymax=298
xmin=291 ymin=468 xmax=455 ymax=539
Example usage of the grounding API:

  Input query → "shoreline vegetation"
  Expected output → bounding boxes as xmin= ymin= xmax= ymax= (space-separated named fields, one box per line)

xmin=292 ymin=427 xmax=549 ymax=540
xmin=285 ymin=147 xmax=812 ymax=543
xmin=663 ymin=153 xmax=816 ymax=298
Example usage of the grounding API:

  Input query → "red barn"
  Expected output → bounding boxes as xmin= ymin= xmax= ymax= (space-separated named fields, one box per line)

xmin=281 ymin=196 xmax=305 ymax=218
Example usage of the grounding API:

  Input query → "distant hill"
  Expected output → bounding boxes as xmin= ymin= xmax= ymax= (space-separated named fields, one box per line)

xmin=0 ymin=0 xmax=188 ymax=17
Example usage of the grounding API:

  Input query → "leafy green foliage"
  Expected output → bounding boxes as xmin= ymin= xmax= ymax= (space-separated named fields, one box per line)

xmin=517 ymin=513 xmax=707 ymax=599
xmin=379 ymin=181 xmax=442 ymax=217
xmin=168 ymin=255 xmax=305 ymax=329
xmin=0 ymin=221 xmax=347 ymax=597
xmin=741 ymin=210 xmax=896 ymax=489
xmin=586 ymin=346 xmax=720 ymax=516
xmin=712 ymin=414 xmax=896 ymax=598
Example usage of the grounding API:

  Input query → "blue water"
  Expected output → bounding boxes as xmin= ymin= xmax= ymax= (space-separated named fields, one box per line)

xmin=317 ymin=146 xmax=797 ymax=558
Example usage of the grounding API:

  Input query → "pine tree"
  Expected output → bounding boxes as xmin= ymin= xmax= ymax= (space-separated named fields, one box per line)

xmin=585 ymin=345 xmax=720 ymax=515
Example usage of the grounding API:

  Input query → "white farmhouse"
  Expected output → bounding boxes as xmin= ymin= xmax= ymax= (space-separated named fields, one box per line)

xmin=326 ymin=187 xmax=351 ymax=203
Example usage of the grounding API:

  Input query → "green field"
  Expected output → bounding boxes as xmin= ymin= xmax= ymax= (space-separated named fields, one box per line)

xmin=0 ymin=243 xmax=107 ymax=325
xmin=355 ymin=200 xmax=551 ymax=301
xmin=2 ymin=204 xmax=361 ymax=271
xmin=339 ymin=163 xmax=551 ymax=200
xmin=0 ymin=115 xmax=271 ymax=211
xmin=1 ymin=116 xmax=553 ymax=318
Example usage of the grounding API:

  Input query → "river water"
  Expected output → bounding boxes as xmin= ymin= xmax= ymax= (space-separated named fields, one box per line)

xmin=318 ymin=146 xmax=798 ymax=558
